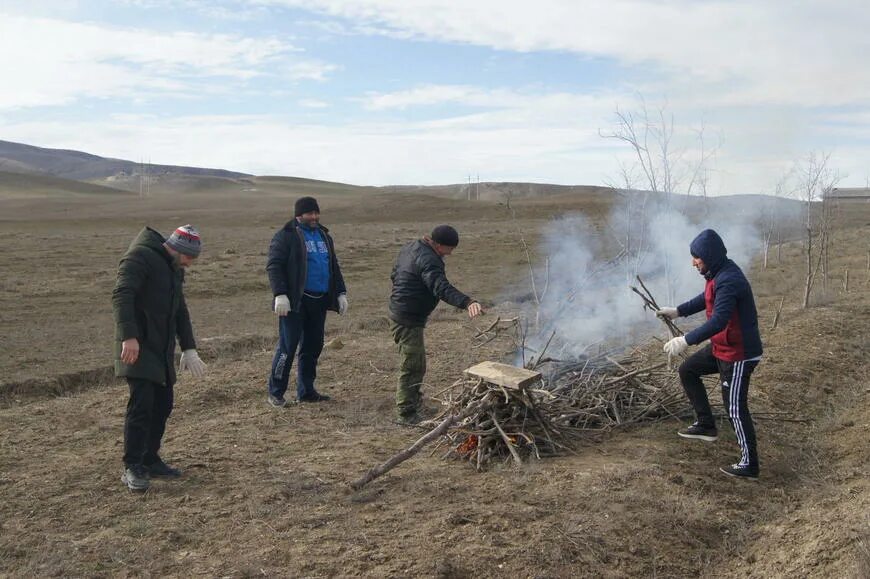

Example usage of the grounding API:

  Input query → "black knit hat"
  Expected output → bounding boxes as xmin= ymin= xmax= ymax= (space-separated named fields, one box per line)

xmin=294 ymin=196 xmax=320 ymax=217
xmin=431 ymin=224 xmax=459 ymax=247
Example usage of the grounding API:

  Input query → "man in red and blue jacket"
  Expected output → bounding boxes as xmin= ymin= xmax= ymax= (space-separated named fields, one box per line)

xmin=658 ymin=229 xmax=763 ymax=480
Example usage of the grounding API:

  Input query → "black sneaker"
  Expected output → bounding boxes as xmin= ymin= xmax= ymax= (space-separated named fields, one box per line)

xmin=677 ymin=422 xmax=718 ymax=442
xmin=145 ymin=458 xmax=182 ymax=478
xmin=720 ymin=463 xmax=759 ymax=480
xmin=298 ymin=391 xmax=331 ymax=403
xmin=267 ymin=394 xmax=288 ymax=408
xmin=121 ymin=465 xmax=150 ymax=492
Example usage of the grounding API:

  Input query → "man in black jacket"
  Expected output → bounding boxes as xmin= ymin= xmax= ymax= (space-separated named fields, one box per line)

xmin=266 ymin=196 xmax=347 ymax=407
xmin=389 ymin=225 xmax=483 ymax=424
xmin=113 ymin=225 xmax=208 ymax=492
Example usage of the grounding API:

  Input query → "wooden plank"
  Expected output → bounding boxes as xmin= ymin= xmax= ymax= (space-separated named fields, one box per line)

xmin=464 ymin=361 xmax=542 ymax=390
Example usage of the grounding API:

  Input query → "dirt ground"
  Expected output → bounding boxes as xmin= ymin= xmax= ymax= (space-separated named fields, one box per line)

xmin=0 ymin=184 xmax=867 ymax=578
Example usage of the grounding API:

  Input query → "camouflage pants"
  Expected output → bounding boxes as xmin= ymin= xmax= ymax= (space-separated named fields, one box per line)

xmin=390 ymin=322 xmax=426 ymax=417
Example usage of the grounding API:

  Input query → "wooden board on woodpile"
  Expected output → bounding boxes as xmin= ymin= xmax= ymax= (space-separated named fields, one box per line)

xmin=464 ymin=361 xmax=541 ymax=390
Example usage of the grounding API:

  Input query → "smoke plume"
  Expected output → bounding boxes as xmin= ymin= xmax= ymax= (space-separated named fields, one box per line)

xmin=517 ymin=195 xmax=763 ymax=363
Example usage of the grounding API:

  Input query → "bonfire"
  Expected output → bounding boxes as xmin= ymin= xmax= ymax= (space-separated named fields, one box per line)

xmin=351 ymin=277 xmax=686 ymax=489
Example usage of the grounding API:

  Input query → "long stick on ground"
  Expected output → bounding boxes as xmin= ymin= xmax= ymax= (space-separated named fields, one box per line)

xmin=350 ymin=399 xmax=492 ymax=490
xmin=350 ymin=414 xmax=457 ymax=490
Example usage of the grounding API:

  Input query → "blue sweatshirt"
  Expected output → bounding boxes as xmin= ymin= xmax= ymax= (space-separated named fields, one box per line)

xmin=301 ymin=223 xmax=330 ymax=293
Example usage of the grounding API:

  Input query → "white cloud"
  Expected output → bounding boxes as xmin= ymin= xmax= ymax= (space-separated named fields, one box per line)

xmin=260 ymin=0 xmax=870 ymax=107
xmin=285 ymin=61 xmax=339 ymax=81
xmin=114 ymin=0 xmax=271 ymax=20
xmin=298 ymin=98 xmax=330 ymax=108
xmin=0 ymin=13 xmax=334 ymax=109
xmin=363 ymin=85 xmax=526 ymax=110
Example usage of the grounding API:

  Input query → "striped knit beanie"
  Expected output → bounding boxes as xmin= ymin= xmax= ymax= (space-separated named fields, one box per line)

xmin=166 ymin=225 xmax=202 ymax=257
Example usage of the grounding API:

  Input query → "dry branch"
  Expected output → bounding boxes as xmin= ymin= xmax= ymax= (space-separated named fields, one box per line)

xmin=630 ymin=276 xmax=683 ymax=337
xmin=350 ymin=398 xmax=492 ymax=490
xmin=349 ymin=414 xmax=456 ymax=490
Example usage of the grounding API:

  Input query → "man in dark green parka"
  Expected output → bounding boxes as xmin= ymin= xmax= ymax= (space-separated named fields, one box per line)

xmin=112 ymin=225 xmax=207 ymax=492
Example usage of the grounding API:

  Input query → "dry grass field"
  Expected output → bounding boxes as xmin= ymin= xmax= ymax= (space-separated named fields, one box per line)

xmin=0 ymin=179 xmax=867 ymax=578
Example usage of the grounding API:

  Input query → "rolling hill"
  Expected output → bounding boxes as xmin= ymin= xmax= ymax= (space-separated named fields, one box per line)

xmin=0 ymin=139 xmax=251 ymax=182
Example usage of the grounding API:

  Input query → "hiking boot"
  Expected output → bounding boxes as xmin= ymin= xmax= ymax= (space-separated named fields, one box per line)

xmin=267 ymin=394 xmax=288 ymax=408
xmin=396 ymin=412 xmax=423 ymax=426
xmin=145 ymin=457 xmax=182 ymax=478
xmin=677 ymin=422 xmax=718 ymax=442
xmin=298 ymin=391 xmax=331 ymax=403
xmin=720 ymin=463 xmax=759 ymax=481
xmin=121 ymin=465 xmax=150 ymax=492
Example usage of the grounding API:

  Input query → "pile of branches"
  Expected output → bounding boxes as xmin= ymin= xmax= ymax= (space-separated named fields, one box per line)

xmin=431 ymin=343 xmax=685 ymax=470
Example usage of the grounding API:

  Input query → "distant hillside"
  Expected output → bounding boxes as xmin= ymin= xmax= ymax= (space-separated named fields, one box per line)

xmin=0 ymin=170 xmax=133 ymax=197
xmin=381 ymin=182 xmax=612 ymax=201
xmin=0 ymin=139 xmax=251 ymax=182
xmin=0 ymin=140 xmax=812 ymax=210
xmin=253 ymin=175 xmax=376 ymax=196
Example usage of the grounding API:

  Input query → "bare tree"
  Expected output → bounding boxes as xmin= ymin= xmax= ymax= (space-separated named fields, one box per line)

xmin=761 ymin=176 xmax=793 ymax=270
xmin=795 ymin=152 xmax=840 ymax=308
xmin=682 ymin=121 xmax=720 ymax=214
xmin=603 ymin=161 xmax=650 ymax=282
xmin=599 ymin=99 xmax=665 ymax=200
xmin=819 ymin=184 xmax=837 ymax=294
xmin=600 ymin=98 xmax=718 ymax=303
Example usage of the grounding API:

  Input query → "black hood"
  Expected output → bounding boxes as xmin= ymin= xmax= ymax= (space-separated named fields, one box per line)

xmin=690 ymin=229 xmax=727 ymax=277
xmin=129 ymin=226 xmax=167 ymax=253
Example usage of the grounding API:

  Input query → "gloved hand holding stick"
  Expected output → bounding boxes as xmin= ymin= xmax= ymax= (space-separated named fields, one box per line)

xmin=630 ymin=275 xmax=686 ymax=369
xmin=629 ymin=279 xmax=682 ymax=337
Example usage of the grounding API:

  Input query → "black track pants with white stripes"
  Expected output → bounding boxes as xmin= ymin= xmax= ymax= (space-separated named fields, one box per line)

xmin=678 ymin=344 xmax=759 ymax=468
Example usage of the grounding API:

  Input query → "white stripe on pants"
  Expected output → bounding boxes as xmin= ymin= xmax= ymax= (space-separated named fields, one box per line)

xmin=729 ymin=361 xmax=750 ymax=467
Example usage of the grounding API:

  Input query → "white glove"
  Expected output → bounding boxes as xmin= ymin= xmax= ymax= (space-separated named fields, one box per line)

xmin=656 ymin=307 xmax=679 ymax=320
xmin=180 ymin=349 xmax=207 ymax=377
xmin=337 ymin=293 xmax=348 ymax=315
xmin=274 ymin=294 xmax=291 ymax=316
xmin=663 ymin=336 xmax=688 ymax=356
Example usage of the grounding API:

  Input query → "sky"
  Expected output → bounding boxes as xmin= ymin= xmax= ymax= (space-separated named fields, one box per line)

xmin=1 ymin=0 xmax=869 ymax=193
